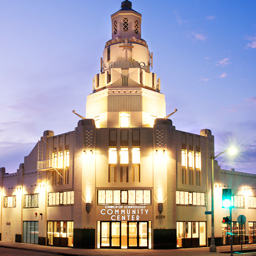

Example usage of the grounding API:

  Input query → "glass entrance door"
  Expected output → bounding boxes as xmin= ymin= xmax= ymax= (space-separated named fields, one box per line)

xmin=99 ymin=221 xmax=149 ymax=249
xmin=101 ymin=222 xmax=121 ymax=248
xmin=128 ymin=222 xmax=148 ymax=248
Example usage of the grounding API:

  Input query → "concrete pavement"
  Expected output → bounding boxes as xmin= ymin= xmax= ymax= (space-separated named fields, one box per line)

xmin=0 ymin=241 xmax=256 ymax=256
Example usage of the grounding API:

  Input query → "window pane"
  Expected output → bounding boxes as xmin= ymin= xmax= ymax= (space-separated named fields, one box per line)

xmin=98 ymin=190 xmax=106 ymax=204
xmin=144 ymin=190 xmax=151 ymax=204
xmin=106 ymin=190 xmax=113 ymax=204
xmin=121 ymin=191 xmax=128 ymax=204
xmin=114 ymin=190 xmax=120 ymax=204
xmin=128 ymin=190 xmax=135 ymax=204
xmin=109 ymin=148 xmax=117 ymax=164
xmin=132 ymin=148 xmax=140 ymax=164
xmin=136 ymin=190 xmax=143 ymax=204
xmin=120 ymin=148 xmax=129 ymax=164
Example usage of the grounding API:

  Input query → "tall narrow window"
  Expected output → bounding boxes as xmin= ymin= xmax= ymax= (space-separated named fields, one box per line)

xmin=123 ymin=18 xmax=128 ymax=31
xmin=132 ymin=129 xmax=140 ymax=146
xmin=120 ymin=113 xmax=130 ymax=128
xmin=195 ymin=152 xmax=201 ymax=186
xmin=120 ymin=148 xmax=129 ymax=183
xmin=181 ymin=150 xmax=187 ymax=167
xmin=182 ymin=168 xmax=187 ymax=184
xmin=109 ymin=148 xmax=117 ymax=183
xmin=107 ymin=46 xmax=110 ymax=61
xmin=134 ymin=20 xmax=139 ymax=34
xmin=65 ymin=151 xmax=70 ymax=167
xmin=189 ymin=169 xmax=194 ymax=185
xmin=132 ymin=148 xmax=140 ymax=182
xmin=52 ymin=153 xmax=58 ymax=168
xmin=120 ymin=130 xmax=129 ymax=146
xmin=58 ymin=152 xmax=63 ymax=168
xmin=113 ymin=20 xmax=117 ymax=35
xmin=109 ymin=129 xmax=117 ymax=146
xmin=188 ymin=151 xmax=194 ymax=168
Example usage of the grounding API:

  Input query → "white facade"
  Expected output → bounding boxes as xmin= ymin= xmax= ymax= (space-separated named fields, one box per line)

xmin=0 ymin=0 xmax=255 ymax=249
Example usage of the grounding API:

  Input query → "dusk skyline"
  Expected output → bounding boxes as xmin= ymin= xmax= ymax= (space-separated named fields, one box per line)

xmin=0 ymin=0 xmax=255 ymax=174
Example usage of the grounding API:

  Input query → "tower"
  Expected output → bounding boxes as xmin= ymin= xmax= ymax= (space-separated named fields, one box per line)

xmin=86 ymin=0 xmax=166 ymax=128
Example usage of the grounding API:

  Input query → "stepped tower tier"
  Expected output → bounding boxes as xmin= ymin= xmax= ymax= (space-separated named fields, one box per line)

xmin=86 ymin=0 xmax=166 ymax=128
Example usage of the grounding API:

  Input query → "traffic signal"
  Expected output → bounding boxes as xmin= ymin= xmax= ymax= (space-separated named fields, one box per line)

xmin=223 ymin=216 xmax=230 ymax=224
xmin=222 ymin=188 xmax=232 ymax=208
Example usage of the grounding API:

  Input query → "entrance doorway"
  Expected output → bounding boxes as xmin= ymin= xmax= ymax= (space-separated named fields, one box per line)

xmin=98 ymin=221 xmax=151 ymax=249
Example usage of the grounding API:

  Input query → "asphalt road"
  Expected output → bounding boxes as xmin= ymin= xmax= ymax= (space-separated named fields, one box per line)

xmin=0 ymin=247 xmax=54 ymax=256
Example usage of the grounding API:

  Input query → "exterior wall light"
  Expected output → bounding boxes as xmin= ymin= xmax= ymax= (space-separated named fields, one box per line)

xmin=86 ymin=202 xmax=92 ymax=213
xmin=158 ymin=202 xmax=163 ymax=214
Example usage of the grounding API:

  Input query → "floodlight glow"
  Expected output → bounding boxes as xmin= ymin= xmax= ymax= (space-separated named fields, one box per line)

xmin=228 ymin=146 xmax=238 ymax=156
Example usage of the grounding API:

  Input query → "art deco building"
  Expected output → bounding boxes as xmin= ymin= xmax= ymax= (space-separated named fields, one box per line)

xmin=0 ymin=0 xmax=255 ymax=250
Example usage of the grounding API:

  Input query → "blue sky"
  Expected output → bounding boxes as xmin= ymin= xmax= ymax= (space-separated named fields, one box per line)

xmin=0 ymin=0 xmax=255 ymax=174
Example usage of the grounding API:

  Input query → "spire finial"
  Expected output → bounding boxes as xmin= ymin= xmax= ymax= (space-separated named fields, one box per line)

xmin=121 ymin=0 xmax=132 ymax=10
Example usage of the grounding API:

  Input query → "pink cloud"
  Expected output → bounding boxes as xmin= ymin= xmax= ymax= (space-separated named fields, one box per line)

xmin=219 ymin=72 xmax=227 ymax=78
xmin=199 ymin=77 xmax=209 ymax=82
xmin=217 ymin=58 xmax=231 ymax=67
xmin=246 ymin=97 xmax=256 ymax=103
xmin=190 ymin=32 xmax=206 ymax=41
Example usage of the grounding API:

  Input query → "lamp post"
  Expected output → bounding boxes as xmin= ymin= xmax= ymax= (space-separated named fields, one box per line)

xmin=209 ymin=147 xmax=237 ymax=252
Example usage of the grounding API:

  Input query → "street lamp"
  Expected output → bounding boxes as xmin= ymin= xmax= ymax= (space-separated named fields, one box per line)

xmin=210 ymin=147 xmax=237 ymax=252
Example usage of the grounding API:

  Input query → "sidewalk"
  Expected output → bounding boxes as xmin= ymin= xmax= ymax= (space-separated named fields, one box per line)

xmin=0 ymin=241 xmax=256 ymax=256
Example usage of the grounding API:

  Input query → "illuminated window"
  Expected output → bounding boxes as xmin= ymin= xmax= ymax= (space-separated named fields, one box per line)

xmin=52 ymin=153 xmax=58 ymax=168
xmin=132 ymin=164 xmax=140 ymax=182
xmin=48 ymin=191 xmax=74 ymax=206
xmin=98 ymin=190 xmax=106 ymax=204
xmin=113 ymin=190 xmax=120 ymax=204
xmin=120 ymin=148 xmax=129 ymax=164
xmin=188 ymin=151 xmax=194 ymax=168
xmin=121 ymin=191 xmax=128 ymax=204
xmin=109 ymin=148 xmax=117 ymax=164
xmin=248 ymin=197 xmax=256 ymax=208
xmin=176 ymin=191 xmax=205 ymax=206
xmin=65 ymin=151 xmax=70 ymax=167
xmin=97 ymin=190 xmax=151 ymax=205
xmin=59 ymin=152 xmax=63 ymax=168
xmin=24 ymin=194 xmax=39 ymax=208
xmin=127 ymin=191 xmax=135 ymax=205
xmin=136 ymin=190 xmax=143 ymax=204
xmin=106 ymin=190 xmax=112 ymax=204
xmin=232 ymin=195 xmax=244 ymax=208
xmin=181 ymin=150 xmax=187 ymax=167
xmin=120 ymin=113 xmax=130 ymax=128
xmin=4 ymin=196 xmax=16 ymax=208
xmin=195 ymin=152 xmax=201 ymax=169
xmin=144 ymin=190 xmax=151 ymax=204
xmin=132 ymin=148 xmax=140 ymax=164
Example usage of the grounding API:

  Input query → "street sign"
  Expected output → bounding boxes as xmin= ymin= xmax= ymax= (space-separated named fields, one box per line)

xmin=205 ymin=211 xmax=212 ymax=215
xmin=237 ymin=215 xmax=246 ymax=225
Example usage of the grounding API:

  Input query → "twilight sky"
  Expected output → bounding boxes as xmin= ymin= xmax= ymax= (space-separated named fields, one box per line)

xmin=0 ymin=0 xmax=255 ymax=174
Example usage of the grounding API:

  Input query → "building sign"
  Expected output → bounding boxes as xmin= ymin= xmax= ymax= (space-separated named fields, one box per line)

xmin=98 ymin=205 xmax=152 ymax=221
xmin=102 ymin=60 xmax=149 ymax=72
